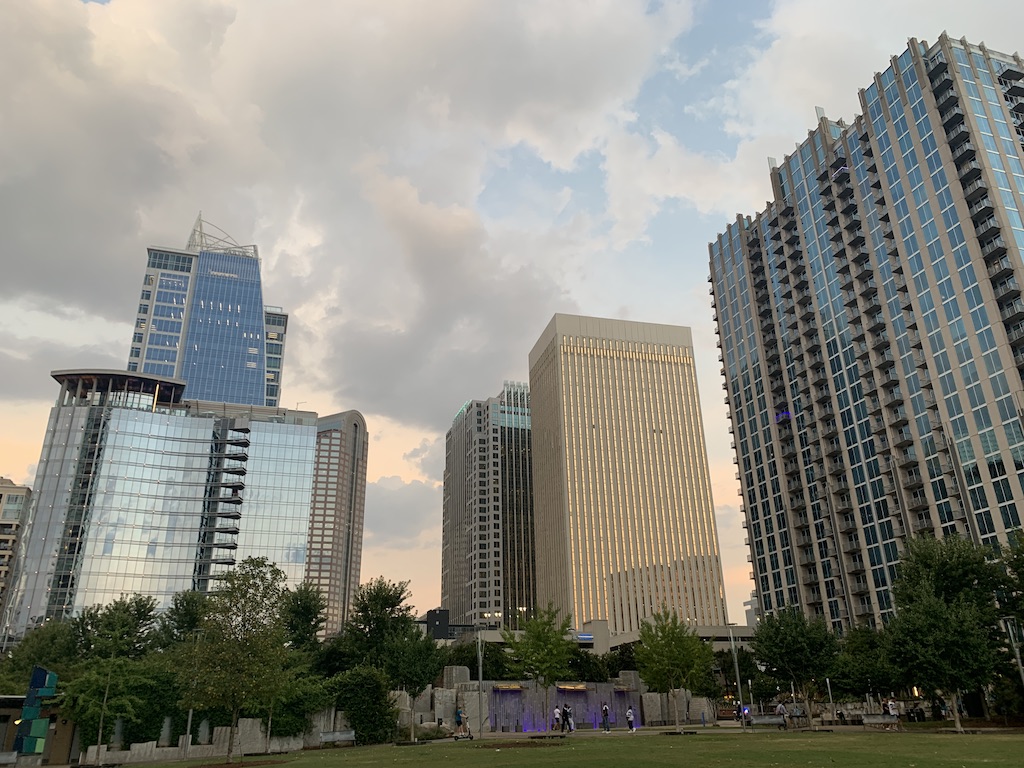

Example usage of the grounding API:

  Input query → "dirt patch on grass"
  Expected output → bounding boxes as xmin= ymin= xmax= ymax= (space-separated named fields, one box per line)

xmin=195 ymin=760 xmax=292 ymax=767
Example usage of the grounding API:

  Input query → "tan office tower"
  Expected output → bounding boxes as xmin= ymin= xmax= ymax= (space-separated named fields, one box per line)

xmin=529 ymin=314 xmax=728 ymax=635
xmin=0 ymin=478 xmax=30 ymax=609
xmin=306 ymin=411 xmax=367 ymax=637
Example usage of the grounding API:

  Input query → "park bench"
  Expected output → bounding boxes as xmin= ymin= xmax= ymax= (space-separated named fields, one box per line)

xmin=319 ymin=730 xmax=356 ymax=745
xmin=750 ymin=715 xmax=787 ymax=728
xmin=861 ymin=714 xmax=898 ymax=730
xmin=0 ymin=752 xmax=18 ymax=765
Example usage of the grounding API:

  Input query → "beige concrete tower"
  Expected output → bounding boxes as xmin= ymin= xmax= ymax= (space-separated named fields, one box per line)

xmin=529 ymin=314 xmax=728 ymax=636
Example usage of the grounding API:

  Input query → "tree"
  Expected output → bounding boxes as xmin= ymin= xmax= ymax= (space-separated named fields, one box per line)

xmin=502 ymin=603 xmax=574 ymax=732
xmin=447 ymin=639 xmax=512 ymax=681
xmin=154 ymin=590 xmax=207 ymax=649
xmin=888 ymin=536 xmax=1005 ymax=732
xmin=281 ymin=581 xmax=327 ymax=652
xmin=317 ymin=577 xmax=416 ymax=677
xmin=567 ymin=646 xmax=609 ymax=683
xmin=388 ymin=628 xmax=445 ymax=742
xmin=635 ymin=610 xmax=714 ymax=728
xmin=829 ymin=625 xmax=897 ymax=700
xmin=0 ymin=621 xmax=77 ymax=691
xmin=751 ymin=608 xmax=838 ymax=708
xmin=71 ymin=594 xmax=159 ymax=660
xmin=601 ymin=642 xmax=637 ymax=678
xmin=183 ymin=557 xmax=289 ymax=762
xmin=62 ymin=658 xmax=152 ymax=760
xmin=334 ymin=666 xmax=397 ymax=745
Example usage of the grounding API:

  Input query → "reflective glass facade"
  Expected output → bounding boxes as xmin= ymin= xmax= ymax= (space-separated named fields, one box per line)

xmin=130 ymin=226 xmax=288 ymax=407
xmin=710 ymin=34 xmax=1024 ymax=631
xmin=529 ymin=315 xmax=728 ymax=635
xmin=2 ymin=371 xmax=317 ymax=639
xmin=442 ymin=383 xmax=536 ymax=629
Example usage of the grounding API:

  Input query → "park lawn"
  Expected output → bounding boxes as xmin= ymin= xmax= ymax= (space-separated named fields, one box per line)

xmin=207 ymin=731 xmax=1024 ymax=768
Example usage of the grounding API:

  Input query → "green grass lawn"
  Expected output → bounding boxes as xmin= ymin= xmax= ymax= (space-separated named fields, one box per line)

xmin=208 ymin=730 xmax=1024 ymax=768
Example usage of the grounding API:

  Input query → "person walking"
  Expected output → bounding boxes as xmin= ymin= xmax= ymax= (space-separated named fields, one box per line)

xmin=566 ymin=704 xmax=575 ymax=733
xmin=601 ymin=702 xmax=611 ymax=732
xmin=626 ymin=705 xmax=635 ymax=733
xmin=553 ymin=705 xmax=561 ymax=732
xmin=774 ymin=701 xmax=788 ymax=730
xmin=561 ymin=704 xmax=569 ymax=732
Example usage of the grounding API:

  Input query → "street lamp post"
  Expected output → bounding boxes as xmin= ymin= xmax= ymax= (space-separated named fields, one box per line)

xmin=727 ymin=624 xmax=746 ymax=733
xmin=477 ymin=629 xmax=485 ymax=738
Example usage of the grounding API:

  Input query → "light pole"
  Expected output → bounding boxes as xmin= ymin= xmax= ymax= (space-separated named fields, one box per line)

xmin=477 ymin=628 xmax=485 ymax=738
xmin=999 ymin=616 xmax=1024 ymax=689
xmin=727 ymin=624 xmax=746 ymax=733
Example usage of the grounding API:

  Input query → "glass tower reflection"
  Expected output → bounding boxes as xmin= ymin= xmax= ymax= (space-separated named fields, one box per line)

xmin=2 ymin=370 xmax=316 ymax=639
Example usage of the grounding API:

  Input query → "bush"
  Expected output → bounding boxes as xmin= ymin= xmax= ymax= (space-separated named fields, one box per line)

xmin=413 ymin=723 xmax=451 ymax=741
xmin=334 ymin=666 xmax=397 ymax=746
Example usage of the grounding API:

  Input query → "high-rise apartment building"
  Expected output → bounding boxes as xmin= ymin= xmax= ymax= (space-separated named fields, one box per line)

xmin=710 ymin=35 xmax=1024 ymax=630
xmin=529 ymin=315 xmax=727 ymax=635
xmin=129 ymin=217 xmax=287 ymax=407
xmin=0 ymin=478 xmax=30 ymax=607
xmin=2 ymin=369 xmax=317 ymax=639
xmin=307 ymin=411 xmax=367 ymax=636
xmin=441 ymin=382 xmax=535 ymax=629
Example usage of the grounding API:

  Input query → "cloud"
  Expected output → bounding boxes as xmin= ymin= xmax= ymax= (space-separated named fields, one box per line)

xmin=363 ymin=475 xmax=441 ymax=547
xmin=0 ymin=337 xmax=125 ymax=402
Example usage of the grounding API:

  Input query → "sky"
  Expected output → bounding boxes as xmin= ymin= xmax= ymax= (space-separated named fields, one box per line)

xmin=3 ymin=0 xmax=1024 ymax=623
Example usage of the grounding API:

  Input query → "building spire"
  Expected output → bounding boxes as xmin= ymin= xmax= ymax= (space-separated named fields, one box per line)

xmin=186 ymin=213 xmax=257 ymax=258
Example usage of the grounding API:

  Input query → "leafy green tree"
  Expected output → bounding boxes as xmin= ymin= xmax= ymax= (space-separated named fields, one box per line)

xmin=888 ymin=536 xmax=1005 ymax=732
xmin=502 ymin=603 xmax=574 ymax=732
xmin=316 ymin=577 xmax=416 ymax=677
xmin=713 ymin=647 xmax=758 ymax=707
xmin=389 ymin=628 xmax=445 ymax=742
xmin=829 ymin=625 xmax=897 ymax=700
xmin=154 ymin=590 xmax=207 ymax=649
xmin=1001 ymin=537 xmax=1024 ymax=623
xmin=635 ymin=610 xmax=714 ymax=728
xmin=751 ymin=608 xmax=838 ymax=708
xmin=601 ymin=642 xmax=637 ymax=678
xmin=0 ymin=620 xmax=77 ymax=691
xmin=62 ymin=658 xmax=153 ymax=754
xmin=567 ymin=646 xmax=609 ymax=683
xmin=71 ymin=594 xmax=159 ymax=660
xmin=281 ymin=581 xmax=327 ymax=652
xmin=446 ymin=639 xmax=512 ymax=681
xmin=334 ymin=666 xmax=398 ymax=745
xmin=183 ymin=557 xmax=289 ymax=762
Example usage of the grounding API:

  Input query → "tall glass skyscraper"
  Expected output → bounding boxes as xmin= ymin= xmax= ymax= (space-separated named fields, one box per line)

xmin=529 ymin=315 xmax=727 ymax=635
xmin=129 ymin=217 xmax=287 ymax=407
xmin=710 ymin=34 xmax=1024 ymax=630
xmin=1 ymin=370 xmax=316 ymax=639
xmin=441 ymin=382 xmax=535 ymax=629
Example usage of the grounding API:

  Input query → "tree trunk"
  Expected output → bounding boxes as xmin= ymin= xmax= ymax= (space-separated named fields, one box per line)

xmin=227 ymin=708 xmax=239 ymax=763
xmin=95 ymin=666 xmax=112 ymax=765
xmin=266 ymin=702 xmax=273 ymax=754
xmin=951 ymin=691 xmax=963 ymax=734
xmin=672 ymin=688 xmax=680 ymax=730
xmin=409 ymin=695 xmax=416 ymax=744
xmin=543 ymin=680 xmax=550 ymax=732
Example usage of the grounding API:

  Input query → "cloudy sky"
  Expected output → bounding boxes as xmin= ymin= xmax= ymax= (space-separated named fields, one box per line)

xmin=3 ymin=0 xmax=1023 ymax=621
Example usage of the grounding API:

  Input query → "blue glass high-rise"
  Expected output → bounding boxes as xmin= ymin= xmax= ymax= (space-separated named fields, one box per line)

xmin=128 ymin=217 xmax=287 ymax=407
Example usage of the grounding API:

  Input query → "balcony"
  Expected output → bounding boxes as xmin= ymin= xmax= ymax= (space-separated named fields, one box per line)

xmin=969 ymin=197 xmax=995 ymax=220
xmin=1000 ymin=297 xmax=1024 ymax=323
xmin=958 ymin=158 xmax=984 ymax=183
xmin=995 ymin=278 xmax=1022 ymax=303
xmin=975 ymin=215 xmax=1001 ymax=242
xmin=982 ymin=236 xmax=1008 ymax=260
xmin=963 ymin=177 xmax=989 ymax=202
xmin=988 ymin=256 xmax=1014 ymax=280
xmin=941 ymin=104 xmax=966 ymax=128
xmin=946 ymin=122 xmax=970 ymax=147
